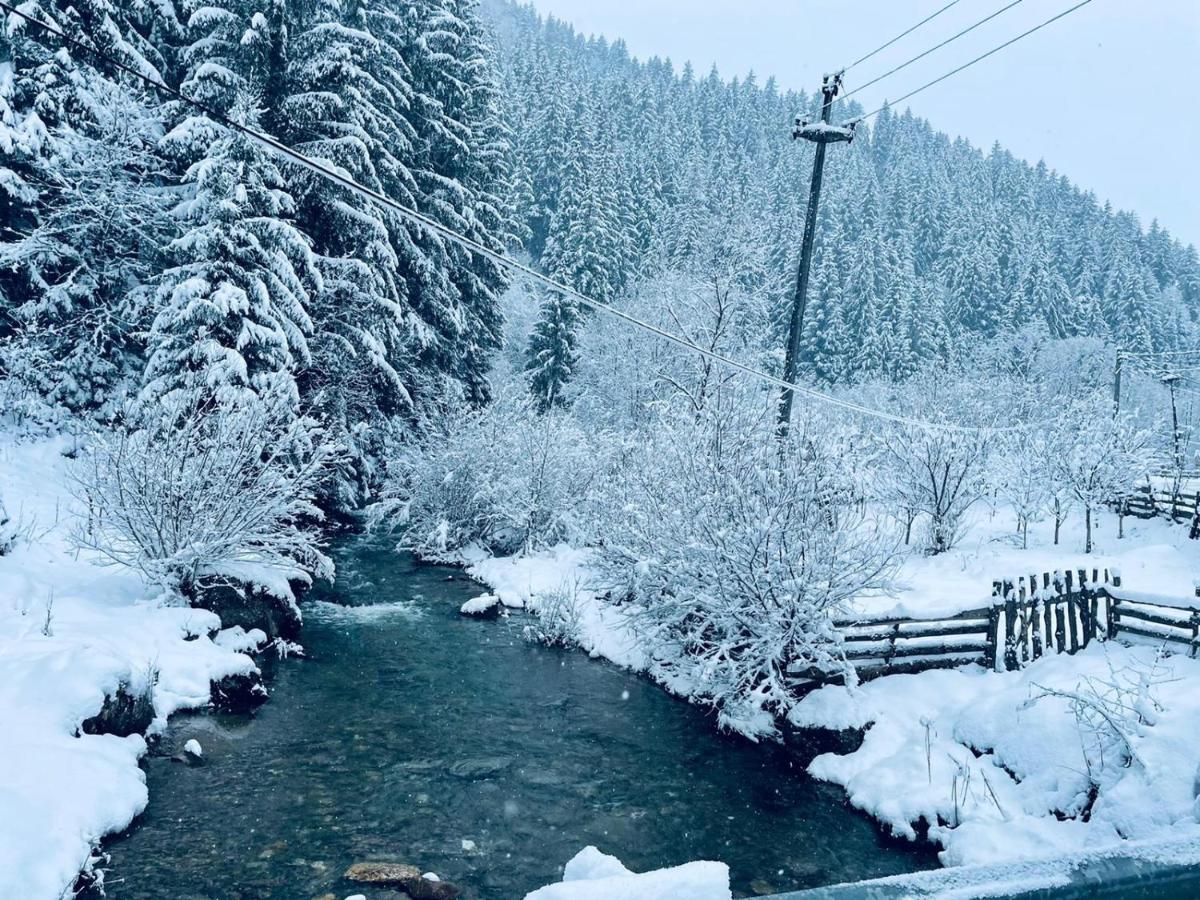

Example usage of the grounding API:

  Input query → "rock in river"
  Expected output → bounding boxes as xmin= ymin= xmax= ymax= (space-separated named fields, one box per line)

xmin=344 ymin=862 xmax=461 ymax=898
xmin=459 ymin=594 xmax=502 ymax=618
xmin=345 ymin=862 xmax=421 ymax=884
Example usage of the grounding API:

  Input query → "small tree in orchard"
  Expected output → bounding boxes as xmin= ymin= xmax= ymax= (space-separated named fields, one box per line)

xmin=72 ymin=393 xmax=337 ymax=603
xmin=1056 ymin=402 xmax=1153 ymax=553
xmin=877 ymin=374 xmax=995 ymax=555
xmin=994 ymin=430 xmax=1051 ymax=549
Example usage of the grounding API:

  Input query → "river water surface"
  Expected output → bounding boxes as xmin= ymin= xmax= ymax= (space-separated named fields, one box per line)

xmin=103 ymin=538 xmax=935 ymax=898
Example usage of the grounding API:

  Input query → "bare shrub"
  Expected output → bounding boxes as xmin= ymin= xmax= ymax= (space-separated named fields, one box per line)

xmin=72 ymin=394 xmax=337 ymax=603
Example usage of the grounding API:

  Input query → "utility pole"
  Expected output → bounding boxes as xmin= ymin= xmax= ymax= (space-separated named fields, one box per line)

xmin=1162 ymin=371 xmax=1184 ymax=520
xmin=1112 ymin=349 xmax=1123 ymax=416
xmin=778 ymin=72 xmax=856 ymax=437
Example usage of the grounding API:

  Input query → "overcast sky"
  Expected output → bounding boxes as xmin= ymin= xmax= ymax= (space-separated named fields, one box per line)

xmin=527 ymin=0 xmax=1200 ymax=247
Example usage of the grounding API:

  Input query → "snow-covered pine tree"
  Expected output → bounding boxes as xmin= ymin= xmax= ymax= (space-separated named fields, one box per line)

xmin=0 ymin=1 xmax=174 ymax=415
xmin=526 ymin=289 xmax=580 ymax=411
xmin=144 ymin=1 xmax=317 ymax=409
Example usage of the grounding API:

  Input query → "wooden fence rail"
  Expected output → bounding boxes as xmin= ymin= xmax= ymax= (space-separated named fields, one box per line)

xmin=793 ymin=568 xmax=1200 ymax=687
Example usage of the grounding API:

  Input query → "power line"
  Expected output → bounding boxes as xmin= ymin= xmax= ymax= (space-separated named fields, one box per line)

xmin=844 ymin=0 xmax=1099 ymax=126
xmin=0 ymin=0 xmax=1049 ymax=436
xmin=834 ymin=0 xmax=1027 ymax=112
xmin=841 ymin=0 xmax=969 ymax=75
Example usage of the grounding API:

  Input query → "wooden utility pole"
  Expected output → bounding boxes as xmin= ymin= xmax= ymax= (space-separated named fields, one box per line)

xmin=1112 ymin=349 xmax=1123 ymax=415
xmin=778 ymin=72 xmax=856 ymax=436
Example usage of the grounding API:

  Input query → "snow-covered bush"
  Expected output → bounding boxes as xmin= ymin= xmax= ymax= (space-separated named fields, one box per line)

xmin=526 ymin=581 xmax=586 ymax=648
xmin=0 ymin=491 xmax=15 ymax=556
xmin=592 ymin=392 xmax=894 ymax=735
xmin=374 ymin=393 xmax=598 ymax=559
xmin=875 ymin=375 xmax=996 ymax=555
xmin=1023 ymin=649 xmax=1171 ymax=814
xmin=72 ymin=394 xmax=337 ymax=601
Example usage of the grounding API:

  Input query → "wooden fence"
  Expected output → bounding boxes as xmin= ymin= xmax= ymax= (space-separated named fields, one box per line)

xmin=794 ymin=568 xmax=1200 ymax=687
xmin=1123 ymin=484 xmax=1200 ymax=523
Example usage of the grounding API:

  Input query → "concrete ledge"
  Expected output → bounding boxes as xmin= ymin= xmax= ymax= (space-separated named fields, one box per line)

xmin=769 ymin=833 xmax=1200 ymax=899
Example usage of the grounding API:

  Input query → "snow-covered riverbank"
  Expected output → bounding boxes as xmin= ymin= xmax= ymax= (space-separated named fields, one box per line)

xmin=462 ymin=506 xmax=1200 ymax=884
xmin=0 ymin=433 xmax=269 ymax=899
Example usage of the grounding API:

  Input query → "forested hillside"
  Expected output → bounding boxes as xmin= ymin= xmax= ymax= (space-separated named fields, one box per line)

xmin=487 ymin=1 xmax=1200 ymax=386
xmin=1 ymin=0 xmax=511 ymax=504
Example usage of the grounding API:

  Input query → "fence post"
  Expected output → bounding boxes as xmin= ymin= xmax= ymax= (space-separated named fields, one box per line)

xmin=1079 ymin=568 xmax=1094 ymax=648
xmin=1004 ymin=579 xmax=1020 ymax=671
xmin=1108 ymin=570 xmax=1121 ymax=639
xmin=987 ymin=581 xmax=1003 ymax=671
xmin=1064 ymin=570 xmax=1079 ymax=653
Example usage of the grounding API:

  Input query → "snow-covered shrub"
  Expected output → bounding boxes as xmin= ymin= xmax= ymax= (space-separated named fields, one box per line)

xmin=1023 ymin=649 xmax=1171 ymax=815
xmin=525 ymin=581 xmax=586 ymax=648
xmin=592 ymin=392 xmax=894 ymax=736
xmin=0 ymin=491 xmax=15 ymax=556
xmin=72 ymin=393 xmax=337 ymax=602
xmin=374 ymin=392 xmax=598 ymax=559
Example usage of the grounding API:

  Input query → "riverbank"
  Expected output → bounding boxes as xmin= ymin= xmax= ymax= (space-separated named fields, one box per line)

xmin=0 ymin=431 xmax=273 ymax=899
xmin=459 ymin=514 xmax=1200 ymax=879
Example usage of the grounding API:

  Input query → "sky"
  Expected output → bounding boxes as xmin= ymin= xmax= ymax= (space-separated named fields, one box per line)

xmin=526 ymin=0 xmax=1200 ymax=247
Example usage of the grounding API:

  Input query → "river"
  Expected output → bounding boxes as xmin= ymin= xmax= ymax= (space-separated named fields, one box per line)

xmin=101 ymin=538 xmax=936 ymax=898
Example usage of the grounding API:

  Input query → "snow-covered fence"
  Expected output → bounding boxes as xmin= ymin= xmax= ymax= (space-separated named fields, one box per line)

xmin=803 ymin=609 xmax=994 ymax=683
xmin=1107 ymin=581 xmax=1200 ymax=657
xmin=798 ymin=569 xmax=1200 ymax=689
xmin=1123 ymin=483 xmax=1200 ymax=523
xmin=989 ymin=569 xmax=1115 ymax=672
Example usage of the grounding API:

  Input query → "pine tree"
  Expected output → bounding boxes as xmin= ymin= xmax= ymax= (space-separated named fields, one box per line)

xmin=526 ymin=291 xmax=580 ymax=411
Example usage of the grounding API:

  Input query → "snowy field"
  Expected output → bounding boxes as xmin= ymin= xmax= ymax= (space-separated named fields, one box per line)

xmin=466 ymin=502 xmax=1200 ymax=882
xmin=0 ymin=432 xmax=267 ymax=899
xmin=858 ymin=504 xmax=1200 ymax=620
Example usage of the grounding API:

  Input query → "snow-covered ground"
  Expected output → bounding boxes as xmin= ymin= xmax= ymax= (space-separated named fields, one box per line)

xmin=860 ymin=504 xmax=1200 ymax=620
xmin=524 ymin=846 xmax=730 ymax=900
xmin=466 ymin=504 xmax=1200 ymax=883
xmin=791 ymin=645 xmax=1200 ymax=867
xmin=0 ymin=432 xmax=268 ymax=899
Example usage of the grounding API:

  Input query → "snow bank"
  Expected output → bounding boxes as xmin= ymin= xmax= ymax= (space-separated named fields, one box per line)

xmin=524 ymin=847 xmax=731 ymax=900
xmin=792 ymin=643 xmax=1200 ymax=868
xmin=0 ymin=433 xmax=265 ymax=899
xmin=467 ymin=544 xmax=648 ymax=671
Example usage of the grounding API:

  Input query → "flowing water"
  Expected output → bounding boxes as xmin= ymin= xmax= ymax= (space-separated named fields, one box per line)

xmin=102 ymin=538 xmax=936 ymax=898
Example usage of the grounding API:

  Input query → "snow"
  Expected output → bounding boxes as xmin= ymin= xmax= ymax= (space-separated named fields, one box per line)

xmin=469 ymin=504 xmax=1200 ymax=881
xmin=791 ymin=643 xmax=1200 ymax=868
xmin=524 ymin=847 xmax=731 ymax=900
xmin=467 ymin=544 xmax=647 ymax=671
xmin=459 ymin=593 xmax=501 ymax=615
xmin=184 ymin=738 xmax=203 ymax=758
xmin=854 ymin=505 xmax=1200 ymax=620
xmin=0 ymin=432 xmax=265 ymax=899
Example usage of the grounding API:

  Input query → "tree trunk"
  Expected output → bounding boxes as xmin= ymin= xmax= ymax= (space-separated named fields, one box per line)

xmin=1085 ymin=505 xmax=1093 ymax=554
